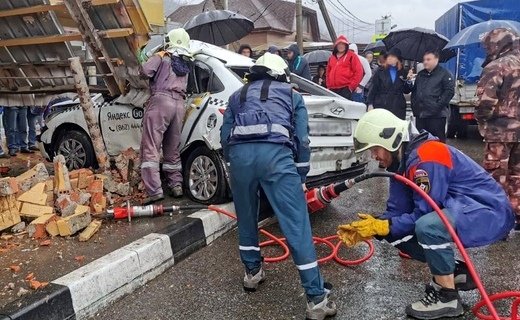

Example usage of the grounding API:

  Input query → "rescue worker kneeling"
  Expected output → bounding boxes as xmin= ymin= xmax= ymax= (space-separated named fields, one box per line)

xmin=338 ymin=109 xmax=515 ymax=320
xmin=220 ymin=53 xmax=337 ymax=320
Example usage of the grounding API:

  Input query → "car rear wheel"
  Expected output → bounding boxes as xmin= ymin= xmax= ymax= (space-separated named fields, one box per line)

xmin=54 ymin=130 xmax=96 ymax=170
xmin=184 ymin=146 xmax=229 ymax=204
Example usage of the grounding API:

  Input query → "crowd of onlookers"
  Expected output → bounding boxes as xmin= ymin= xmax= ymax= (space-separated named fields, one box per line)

xmin=237 ymin=35 xmax=455 ymax=143
xmin=0 ymin=106 xmax=44 ymax=158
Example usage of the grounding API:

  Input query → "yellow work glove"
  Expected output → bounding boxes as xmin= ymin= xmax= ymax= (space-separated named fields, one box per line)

xmin=350 ymin=213 xmax=390 ymax=237
xmin=337 ymin=224 xmax=371 ymax=247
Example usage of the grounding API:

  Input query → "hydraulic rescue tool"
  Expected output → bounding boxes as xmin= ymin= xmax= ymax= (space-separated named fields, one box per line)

xmin=103 ymin=201 xmax=207 ymax=221
xmin=102 ymin=171 xmax=519 ymax=319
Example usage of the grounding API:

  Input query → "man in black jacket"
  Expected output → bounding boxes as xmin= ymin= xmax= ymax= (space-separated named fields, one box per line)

xmin=407 ymin=50 xmax=455 ymax=142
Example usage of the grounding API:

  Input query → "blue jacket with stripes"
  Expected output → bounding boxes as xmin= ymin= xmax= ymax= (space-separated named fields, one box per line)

xmin=382 ymin=133 xmax=515 ymax=248
xmin=220 ymin=79 xmax=311 ymax=182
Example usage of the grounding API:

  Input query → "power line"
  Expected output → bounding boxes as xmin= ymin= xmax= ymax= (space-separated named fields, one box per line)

xmin=333 ymin=0 xmax=373 ymax=25
xmin=326 ymin=0 xmax=373 ymax=31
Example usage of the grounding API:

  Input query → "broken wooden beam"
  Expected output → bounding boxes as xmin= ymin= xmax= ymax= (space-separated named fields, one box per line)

xmin=69 ymin=57 xmax=111 ymax=171
xmin=0 ymin=29 xmax=135 ymax=47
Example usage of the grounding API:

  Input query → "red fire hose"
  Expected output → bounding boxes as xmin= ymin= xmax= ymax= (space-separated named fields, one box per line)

xmin=209 ymin=171 xmax=520 ymax=320
xmin=207 ymin=205 xmax=374 ymax=266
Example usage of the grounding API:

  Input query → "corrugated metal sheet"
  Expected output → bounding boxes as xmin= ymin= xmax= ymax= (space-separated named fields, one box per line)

xmin=0 ymin=0 xmax=151 ymax=103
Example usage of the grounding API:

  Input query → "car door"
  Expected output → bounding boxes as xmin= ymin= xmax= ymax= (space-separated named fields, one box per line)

xmin=99 ymin=103 xmax=143 ymax=156
xmin=181 ymin=59 xmax=224 ymax=149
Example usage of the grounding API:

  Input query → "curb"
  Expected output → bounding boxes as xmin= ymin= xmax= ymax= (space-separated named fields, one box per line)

xmin=0 ymin=203 xmax=236 ymax=320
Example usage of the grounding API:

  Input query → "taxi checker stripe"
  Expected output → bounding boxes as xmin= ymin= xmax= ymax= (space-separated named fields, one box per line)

xmin=296 ymin=261 xmax=318 ymax=270
xmin=418 ymin=242 xmax=452 ymax=250
xmin=239 ymin=245 xmax=260 ymax=251
xmin=232 ymin=124 xmax=289 ymax=137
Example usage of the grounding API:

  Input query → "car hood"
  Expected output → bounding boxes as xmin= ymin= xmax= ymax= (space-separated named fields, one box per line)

xmin=302 ymin=95 xmax=366 ymax=119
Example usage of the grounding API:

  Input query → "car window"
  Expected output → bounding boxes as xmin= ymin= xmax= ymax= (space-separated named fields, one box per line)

xmin=187 ymin=61 xmax=225 ymax=94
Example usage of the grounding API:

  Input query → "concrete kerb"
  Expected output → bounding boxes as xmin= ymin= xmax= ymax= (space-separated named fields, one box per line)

xmin=0 ymin=203 xmax=237 ymax=320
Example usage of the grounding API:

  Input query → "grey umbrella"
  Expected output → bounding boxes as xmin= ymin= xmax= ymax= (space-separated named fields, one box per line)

xmin=183 ymin=10 xmax=254 ymax=46
xmin=363 ymin=40 xmax=386 ymax=53
xmin=303 ymin=50 xmax=332 ymax=64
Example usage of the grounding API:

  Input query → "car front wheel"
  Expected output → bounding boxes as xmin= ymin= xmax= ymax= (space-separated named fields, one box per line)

xmin=184 ymin=146 xmax=229 ymax=204
xmin=54 ymin=130 xmax=96 ymax=170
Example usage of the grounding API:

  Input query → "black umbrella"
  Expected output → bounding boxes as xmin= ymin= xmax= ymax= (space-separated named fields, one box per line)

xmin=363 ymin=40 xmax=385 ymax=53
xmin=383 ymin=27 xmax=449 ymax=61
xmin=183 ymin=10 xmax=254 ymax=46
xmin=303 ymin=50 xmax=332 ymax=64
xmin=439 ymin=48 xmax=456 ymax=63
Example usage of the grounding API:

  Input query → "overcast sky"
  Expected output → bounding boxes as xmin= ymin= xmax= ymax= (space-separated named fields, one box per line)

xmin=167 ymin=0 xmax=469 ymax=43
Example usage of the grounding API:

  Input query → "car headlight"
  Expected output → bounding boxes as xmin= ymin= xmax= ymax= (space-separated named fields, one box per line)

xmin=308 ymin=120 xmax=352 ymax=136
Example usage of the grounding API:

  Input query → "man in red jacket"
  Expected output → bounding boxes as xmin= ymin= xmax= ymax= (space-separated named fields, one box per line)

xmin=326 ymin=35 xmax=363 ymax=100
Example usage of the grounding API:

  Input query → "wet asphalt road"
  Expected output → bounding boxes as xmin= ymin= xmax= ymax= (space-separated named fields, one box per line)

xmin=94 ymin=129 xmax=520 ymax=320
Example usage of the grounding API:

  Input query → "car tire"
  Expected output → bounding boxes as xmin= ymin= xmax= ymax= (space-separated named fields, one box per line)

xmin=54 ymin=130 xmax=96 ymax=170
xmin=184 ymin=146 xmax=229 ymax=205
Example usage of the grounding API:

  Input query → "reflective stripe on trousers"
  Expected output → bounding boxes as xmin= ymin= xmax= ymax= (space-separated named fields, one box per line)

xmin=228 ymin=142 xmax=324 ymax=297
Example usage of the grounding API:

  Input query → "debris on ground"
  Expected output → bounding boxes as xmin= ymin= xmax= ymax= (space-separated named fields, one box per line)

xmin=17 ymin=287 xmax=29 ymax=297
xmin=79 ymin=220 xmax=102 ymax=242
xmin=0 ymin=151 xmax=145 ymax=244
xmin=9 ymin=265 xmax=21 ymax=273
xmin=74 ymin=255 xmax=85 ymax=263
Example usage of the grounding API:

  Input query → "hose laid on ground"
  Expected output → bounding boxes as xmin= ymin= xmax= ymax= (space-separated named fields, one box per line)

xmin=209 ymin=171 xmax=520 ymax=320
xmin=207 ymin=205 xmax=374 ymax=266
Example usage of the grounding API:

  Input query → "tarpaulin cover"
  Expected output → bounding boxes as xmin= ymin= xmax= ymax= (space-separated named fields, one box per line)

xmin=435 ymin=0 xmax=520 ymax=83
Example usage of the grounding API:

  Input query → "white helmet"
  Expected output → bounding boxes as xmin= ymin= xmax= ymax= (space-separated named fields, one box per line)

xmin=250 ymin=52 xmax=290 ymax=82
xmin=354 ymin=109 xmax=409 ymax=153
xmin=166 ymin=28 xmax=191 ymax=56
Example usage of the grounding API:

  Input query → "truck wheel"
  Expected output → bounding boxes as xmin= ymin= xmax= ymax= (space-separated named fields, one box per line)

xmin=54 ymin=130 xmax=96 ymax=170
xmin=184 ymin=146 xmax=229 ymax=204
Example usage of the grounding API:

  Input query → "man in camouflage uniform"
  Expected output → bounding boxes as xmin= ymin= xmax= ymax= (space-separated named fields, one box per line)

xmin=476 ymin=28 xmax=520 ymax=229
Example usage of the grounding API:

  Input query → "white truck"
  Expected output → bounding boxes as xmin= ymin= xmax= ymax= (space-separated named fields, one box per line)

xmin=38 ymin=41 xmax=368 ymax=204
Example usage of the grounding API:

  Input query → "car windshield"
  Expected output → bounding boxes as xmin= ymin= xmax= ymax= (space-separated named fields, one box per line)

xmin=229 ymin=67 xmax=337 ymax=97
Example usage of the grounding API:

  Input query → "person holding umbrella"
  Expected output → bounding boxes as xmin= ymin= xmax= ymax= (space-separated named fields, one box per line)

xmin=406 ymin=50 xmax=455 ymax=142
xmin=366 ymin=48 xmax=410 ymax=119
xmin=476 ymin=28 xmax=520 ymax=230
xmin=326 ymin=35 xmax=363 ymax=100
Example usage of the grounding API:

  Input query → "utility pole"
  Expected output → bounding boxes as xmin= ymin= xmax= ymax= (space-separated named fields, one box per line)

xmin=317 ymin=0 xmax=337 ymax=41
xmin=296 ymin=0 xmax=303 ymax=53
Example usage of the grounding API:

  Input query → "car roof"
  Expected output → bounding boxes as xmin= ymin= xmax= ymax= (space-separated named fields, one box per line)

xmin=189 ymin=40 xmax=255 ymax=68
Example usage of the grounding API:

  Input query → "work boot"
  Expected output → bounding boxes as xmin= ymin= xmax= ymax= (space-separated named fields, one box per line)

xmin=306 ymin=283 xmax=337 ymax=320
xmin=0 ymin=151 xmax=9 ymax=159
xmin=142 ymin=194 xmax=164 ymax=205
xmin=8 ymin=149 xmax=17 ymax=157
xmin=405 ymin=282 xmax=463 ymax=319
xmin=170 ymin=185 xmax=183 ymax=198
xmin=29 ymin=146 xmax=39 ymax=151
xmin=243 ymin=266 xmax=265 ymax=292
xmin=454 ymin=260 xmax=476 ymax=291
xmin=20 ymin=148 xmax=34 ymax=154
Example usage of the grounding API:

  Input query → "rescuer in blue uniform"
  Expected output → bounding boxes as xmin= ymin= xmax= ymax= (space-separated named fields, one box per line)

xmin=338 ymin=109 xmax=515 ymax=320
xmin=220 ymin=53 xmax=336 ymax=320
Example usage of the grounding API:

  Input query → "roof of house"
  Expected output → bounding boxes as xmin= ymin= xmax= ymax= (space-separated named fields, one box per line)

xmin=168 ymin=0 xmax=313 ymax=34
